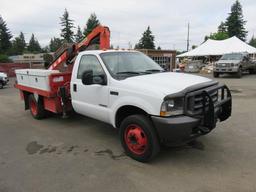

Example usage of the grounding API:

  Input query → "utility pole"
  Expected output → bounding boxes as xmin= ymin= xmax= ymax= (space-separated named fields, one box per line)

xmin=187 ymin=22 xmax=190 ymax=51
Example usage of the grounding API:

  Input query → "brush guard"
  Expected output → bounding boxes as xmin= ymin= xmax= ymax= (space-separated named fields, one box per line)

xmin=186 ymin=84 xmax=232 ymax=134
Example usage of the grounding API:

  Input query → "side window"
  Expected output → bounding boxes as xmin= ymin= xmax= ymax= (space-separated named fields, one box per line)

xmin=77 ymin=55 xmax=105 ymax=79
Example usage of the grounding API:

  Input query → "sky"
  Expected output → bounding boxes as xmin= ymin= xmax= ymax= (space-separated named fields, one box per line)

xmin=0 ymin=0 xmax=255 ymax=51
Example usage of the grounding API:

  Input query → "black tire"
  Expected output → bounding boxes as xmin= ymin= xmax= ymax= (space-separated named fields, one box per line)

xmin=28 ymin=94 xmax=46 ymax=119
xmin=236 ymin=68 xmax=242 ymax=78
xmin=0 ymin=82 xmax=3 ymax=89
xmin=249 ymin=69 xmax=256 ymax=74
xmin=213 ymin=72 xmax=219 ymax=78
xmin=119 ymin=115 xmax=160 ymax=162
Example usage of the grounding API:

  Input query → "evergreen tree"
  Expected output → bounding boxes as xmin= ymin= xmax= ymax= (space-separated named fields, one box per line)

xmin=60 ymin=9 xmax=75 ymax=43
xmin=157 ymin=46 xmax=161 ymax=50
xmin=41 ymin=46 xmax=50 ymax=53
xmin=11 ymin=32 xmax=26 ymax=55
xmin=49 ymin=37 xmax=63 ymax=52
xmin=249 ymin=35 xmax=256 ymax=48
xmin=192 ymin=45 xmax=197 ymax=50
xmin=0 ymin=15 xmax=12 ymax=54
xmin=83 ymin=13 xmax=100 ymax=37
xmin=27 ymin=34 xmax=41 ymax=53
xmin=75 ymin=26 xmax=84 ymax=43
xmin=226 ymin=0 xmax=247 ymax=41
xmin=218 ymin=22 xmax=227 ymax=33
xmin=135 ymin=26 xmax=155 ymax=49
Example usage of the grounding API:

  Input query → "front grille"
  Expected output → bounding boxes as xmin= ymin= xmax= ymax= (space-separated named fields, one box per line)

xmin=186 ymin=87 xmax=219 ymax=116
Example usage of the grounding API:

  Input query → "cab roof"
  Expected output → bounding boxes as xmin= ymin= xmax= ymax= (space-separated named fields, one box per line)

xmin=79 ymin=49 xmax=139 ymax=55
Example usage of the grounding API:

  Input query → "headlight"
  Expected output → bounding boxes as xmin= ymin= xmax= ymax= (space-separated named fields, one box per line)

xmin=160 ymin=97 xmax=184 ymax=117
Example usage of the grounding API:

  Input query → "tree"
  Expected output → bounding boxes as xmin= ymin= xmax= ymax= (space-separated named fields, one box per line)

xmin=60 ymin=9 xmax=75 ymax=43
xmin=249 ymin=36 xmax=256 ymax=48
xmin=11 ymin=32 xmax=26 ymax=55
xmin=135 ymin=26 xmax=155 ymax=49
xmin=27 ymin=34 xmax=41 ymax=53
xmin=208 ymin=32 xmax=229 ymax=40
xmin=49 ymin=37 xmax=63 ymax=52
xmin=41 ymin=46 xmax=50 ymax=53
xmin=0 ymin=54 xmax=11 ymax=63
xmin=0 ymin=15 xmax=12 ymax=54
xmin=218 ymin=22 xmax=227 ymax=33
xmin=83 ymin=13 xmax=100 ymax=37
xmin=205 ymin=21 xmax=229 ymax=41
xmin=192 ymin=45 xmax=197 ymax=49
xmin=157 ymin=46 xmax=161 ymax=50
xmin=75 ymin=26 xmax=83 ymax=43
xmin=43 ymin=53 xmax=54 ymax=68
xmin=226 ymin=0 xmax=247 ymax=41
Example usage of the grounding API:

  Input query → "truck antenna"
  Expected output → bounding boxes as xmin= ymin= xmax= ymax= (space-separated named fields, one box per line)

xmin=187 ymin=22 xmax=190 ymax=52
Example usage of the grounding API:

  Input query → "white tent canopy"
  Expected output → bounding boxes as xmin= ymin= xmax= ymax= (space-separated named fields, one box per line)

xmin=177 ymin=36 xmax=256 ymax=58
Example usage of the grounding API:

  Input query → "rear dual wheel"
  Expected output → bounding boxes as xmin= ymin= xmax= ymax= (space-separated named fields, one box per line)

xmin=119 ymin=115 xmax=160 ymax=162
xmin=28 ymin=94 xmax=46 ymax=119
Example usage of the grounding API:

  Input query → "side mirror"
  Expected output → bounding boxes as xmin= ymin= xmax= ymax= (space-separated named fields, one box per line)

xmin=82 ymin=70 xmax=93 ymax=85
xmin=81 ymin=70 xmax=107 ymax=85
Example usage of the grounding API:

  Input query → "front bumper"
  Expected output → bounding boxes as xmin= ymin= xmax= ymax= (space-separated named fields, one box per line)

xmin=152 ymin=116 xmax=201 ymax=145
xmin=152 ymin=84 xmax=232 ymax=146
xmin=214 ymin=67 xmax=239 ymax=73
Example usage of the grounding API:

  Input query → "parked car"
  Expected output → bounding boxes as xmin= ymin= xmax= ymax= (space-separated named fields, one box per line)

xmin=213 ymin=52 xmax=256 ymax=78
xmin=184 ymin=60 xmax=204 ymax=73
xmin=0 ymin=72 xmax=9 ymax=89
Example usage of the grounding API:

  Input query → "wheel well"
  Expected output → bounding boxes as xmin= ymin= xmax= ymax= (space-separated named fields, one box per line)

xmin=115 ymin=105 xmax=148 ymax=128
xmin=23 ymin=91 xmax=44 ymax=110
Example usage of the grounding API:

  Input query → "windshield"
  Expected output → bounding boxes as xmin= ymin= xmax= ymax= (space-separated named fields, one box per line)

xmin=220 ymin=53 xmax=243 ymax=61
xmin=100 ymin=52 xmax=164 ymax=79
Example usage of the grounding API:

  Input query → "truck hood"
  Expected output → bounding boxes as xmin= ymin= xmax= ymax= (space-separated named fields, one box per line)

xmin=121 ymin=72 xmax=212 ymax=96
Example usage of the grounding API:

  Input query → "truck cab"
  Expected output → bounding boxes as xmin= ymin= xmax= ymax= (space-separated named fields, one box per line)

xmin=69 ymin=50 xmax=232 ymax=162
xmin=213 ymin=52 xmax=256 ymax=78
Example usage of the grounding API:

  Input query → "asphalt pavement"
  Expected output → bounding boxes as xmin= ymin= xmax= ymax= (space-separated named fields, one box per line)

xmin=0 ymin=73 xmax=256 ymax=192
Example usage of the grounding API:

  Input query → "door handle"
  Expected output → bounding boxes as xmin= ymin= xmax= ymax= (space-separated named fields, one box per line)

xmin=73 ymin=84 xmax=77 ymax=92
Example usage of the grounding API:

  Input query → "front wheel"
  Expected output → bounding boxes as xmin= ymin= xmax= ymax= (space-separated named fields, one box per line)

xmin=213 ymin=72 xmax=219 ymax=78
xmin=119 ymin=115 xmax=160 ymax=162
xmin=236 ymin=68 xmax=242 ymax=78
xmin=0 ymin=82 xmax=3 ymax=89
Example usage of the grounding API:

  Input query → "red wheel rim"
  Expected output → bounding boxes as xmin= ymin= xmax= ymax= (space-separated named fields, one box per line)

xmin=124 ymin=124 xmax=148 ymax=155
xmin=30 ymin=98 xmax=38 ymax=116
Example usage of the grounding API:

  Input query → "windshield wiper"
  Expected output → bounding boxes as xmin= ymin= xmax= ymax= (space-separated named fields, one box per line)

xmin=146 ymin=69 xmax=165 ymax=73
xmin=116 ymin=71 xmax=141 ymax=75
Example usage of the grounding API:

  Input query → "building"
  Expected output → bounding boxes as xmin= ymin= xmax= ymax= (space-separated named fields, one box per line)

xmin=1 ymin=54 xmax=45 ymax=77
xmin=138 ymin=49 xmax=176 ymax=71
xmin=9 ymin=53 xmax=45 ymax=66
